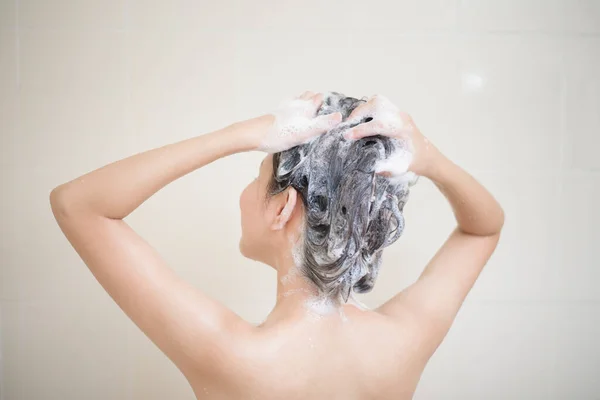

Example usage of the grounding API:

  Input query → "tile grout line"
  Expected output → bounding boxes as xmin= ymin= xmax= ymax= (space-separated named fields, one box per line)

xmin=15 ymin=0 xmax=19 ymax=90
xmin=14 ymin=0 xmax=20 ymax=171
xmin=552 ymin=35 xmax=570 ymax=397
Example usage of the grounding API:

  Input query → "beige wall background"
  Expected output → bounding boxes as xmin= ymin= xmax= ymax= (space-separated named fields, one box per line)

xmin=1 ymin=0 xmax=599 ymax=399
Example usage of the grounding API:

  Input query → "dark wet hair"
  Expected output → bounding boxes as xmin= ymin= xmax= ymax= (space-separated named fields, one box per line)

xmin=266 ymin=92 xmax=415 ymax=303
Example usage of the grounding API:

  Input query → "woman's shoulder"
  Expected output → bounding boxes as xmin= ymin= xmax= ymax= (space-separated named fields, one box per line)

xmin=237 ymin=305 xmax=429 ymax=368
xmin=186 ymin=307 xmax=429 ymax=399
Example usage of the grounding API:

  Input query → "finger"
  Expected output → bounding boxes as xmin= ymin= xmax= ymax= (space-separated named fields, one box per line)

xmin=298 ymin=112 xmax=342 ymax=142
xmin=343 ymin=120 xmax=386 ymax=140
xmin=311 ymin=111 xmax=342 ymax=133
xmin=347 ymin=101 xmax=377 ymax=123
xmin=348 ymin=95 xmax=393 ymax=121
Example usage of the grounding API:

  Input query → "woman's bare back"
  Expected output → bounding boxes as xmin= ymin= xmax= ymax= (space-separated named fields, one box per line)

xmin=186 ymin=302 xmax=440 ymax=400
xmin=50 ymin=93 xmax=503 ymax=400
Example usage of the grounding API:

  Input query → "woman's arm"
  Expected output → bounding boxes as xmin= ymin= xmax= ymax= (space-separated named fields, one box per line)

xmin=381 ymin=144 xmax=503 ymax=351
xmin=49 ymin=118 xmax=268 ymax=377
xmin=426 ymin=149 xmax=504 ymax=237
xmin=50 ymin=115 xmax=269 ymax=218
xmin=378 ymin=143 xmax=504 ymax=355
xmin=380 ymin=147 xmax=504 ymax=348
xmin=344 ymin=95 xmax=504 ymax=353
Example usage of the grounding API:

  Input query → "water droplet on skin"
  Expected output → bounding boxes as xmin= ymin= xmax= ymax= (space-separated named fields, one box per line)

xmin=339 ymin=307 xmax=348 ymax=322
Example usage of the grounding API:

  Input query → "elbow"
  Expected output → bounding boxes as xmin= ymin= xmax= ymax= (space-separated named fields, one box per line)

xmin=459 ymin=205 xmax=505 ymax=237
xmin=50 ymin=186 xmax=64 ymax=203
xmin=486 ymin=206 xmax=505 ymax=238
xmin=484 ymin=205 xmax=505 ymax=237
xmin=495 ymin=205 xmax=505 ymax=233
xmin=50 ymin=186 xmax=72 ymax=220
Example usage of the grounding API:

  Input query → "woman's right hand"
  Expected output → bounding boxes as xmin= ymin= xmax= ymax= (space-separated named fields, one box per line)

xmin=343 ymin=94 xmax=437 ymax=177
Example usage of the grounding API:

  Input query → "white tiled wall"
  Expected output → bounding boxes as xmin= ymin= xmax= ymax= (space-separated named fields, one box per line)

xmin=1 ymin=0 xmax=599 ymax=399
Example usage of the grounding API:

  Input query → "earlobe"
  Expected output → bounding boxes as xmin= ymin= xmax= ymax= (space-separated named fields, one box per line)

xmin=271 ymin=187 xmax=298 ymax=230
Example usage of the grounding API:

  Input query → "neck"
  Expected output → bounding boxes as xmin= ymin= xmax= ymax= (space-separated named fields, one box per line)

xmin=259 ymin=238 xmax=339 ymax=325
xmin=259 ymin=232 xmax=370 ymax=327
xmin=271 ymin=251 xmax=324 ymax=319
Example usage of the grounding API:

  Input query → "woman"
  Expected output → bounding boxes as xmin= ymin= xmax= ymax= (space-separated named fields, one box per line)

xmin=50 ymin=91 xmax=504 ymax=399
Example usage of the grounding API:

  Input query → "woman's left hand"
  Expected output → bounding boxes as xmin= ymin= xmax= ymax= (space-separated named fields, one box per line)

xmin=343 ymin=94 xmax=436 ymax=178
xmin=249 ymin=91 xmax=343 ymax=153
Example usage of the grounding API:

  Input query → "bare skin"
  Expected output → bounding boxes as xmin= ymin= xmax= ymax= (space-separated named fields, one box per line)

xmin=50 ymin=92 xmax=504 ymax=399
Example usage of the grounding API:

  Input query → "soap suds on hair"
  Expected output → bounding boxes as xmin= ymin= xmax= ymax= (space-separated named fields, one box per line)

xmin=267 ymin=92 xmax=419 ymax=304
xmin=374 ymin=138 xmax=420 ymax=186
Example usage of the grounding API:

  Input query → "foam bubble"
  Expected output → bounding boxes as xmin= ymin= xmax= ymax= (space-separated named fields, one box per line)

xmin=259 ymin=97 xmax=338 ymax=153
xmin=348 ymin=94 xmax=407 ymax=135
xmin=280 ymin=265 xmax=300 ymax=286
xmin=375 ymin=142 xmax=411 ymax=175
xmin=370 ymin=110 xmax=405 ymax=134
xmin=304 ymin=294 xmax=338 ymax=318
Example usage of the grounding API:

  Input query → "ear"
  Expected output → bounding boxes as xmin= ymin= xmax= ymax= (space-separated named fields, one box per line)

xmin=271 ymin=187 xmax=298 ymax=231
